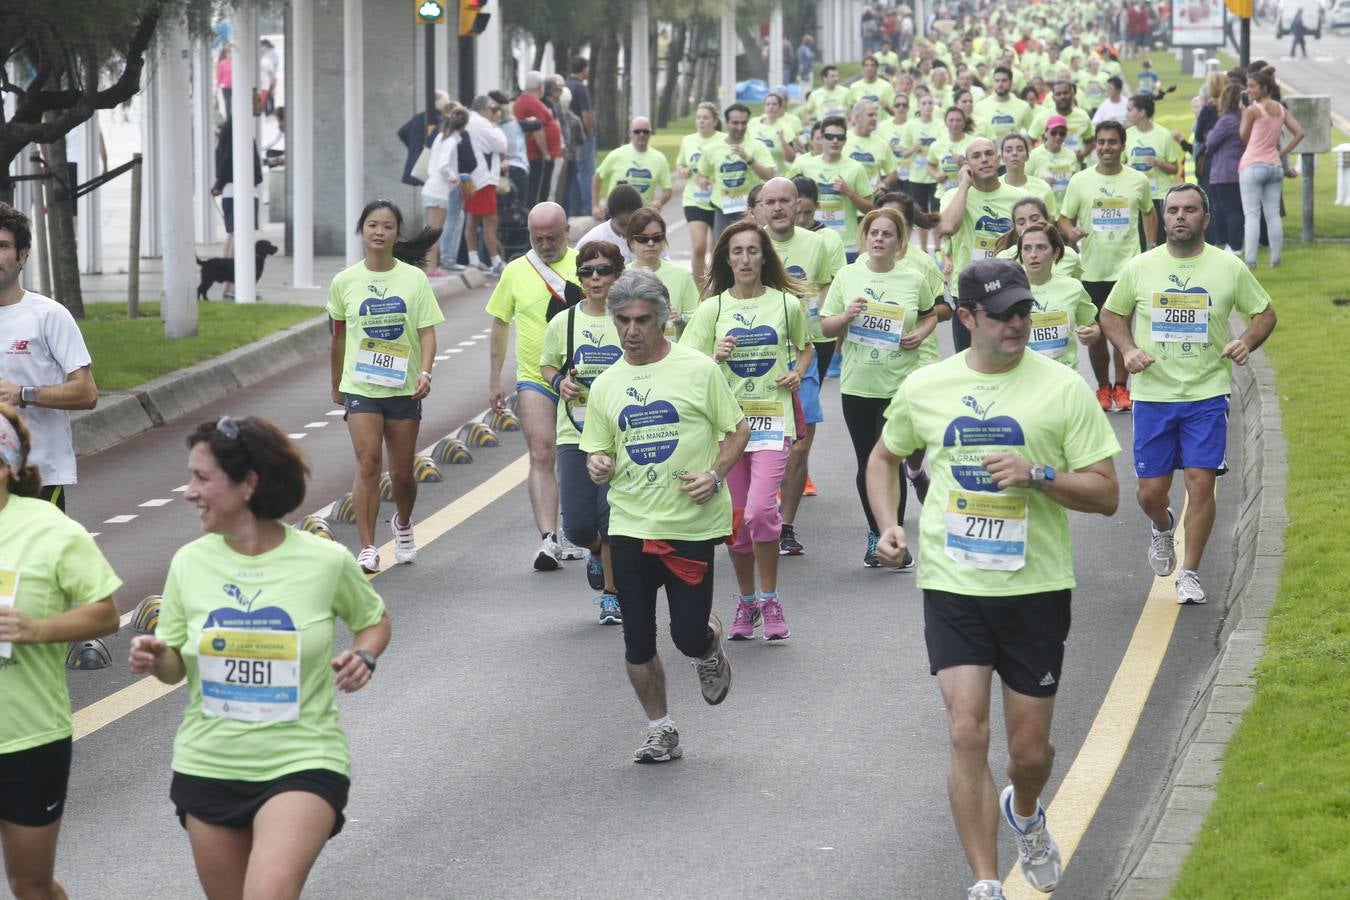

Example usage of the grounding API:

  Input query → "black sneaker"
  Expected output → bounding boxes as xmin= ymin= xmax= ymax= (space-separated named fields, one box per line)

xmin=898 ymin=548 xmax=915 ymax=570
xmin=779 ymin=523 xmax=804 ymax=556
xmin=908 ymin=467 xmax=931 ymax=504
xmin=863 ymin=531 xmax=881 ymax=568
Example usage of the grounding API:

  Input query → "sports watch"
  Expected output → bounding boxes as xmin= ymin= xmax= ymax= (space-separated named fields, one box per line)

xmin=706 ymin=469 xmax=723 ymax=493
xmin=1029 ymin=464 xmax=1057 ymax=489
xmin=353 ymin=649 xmax=377 ymax=673
xmin=19 ymin=386 xmax=38 ymax=408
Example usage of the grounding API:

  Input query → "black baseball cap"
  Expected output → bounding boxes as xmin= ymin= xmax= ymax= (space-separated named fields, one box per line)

xmin=957 ymin=259 xmax=1035 ymax=314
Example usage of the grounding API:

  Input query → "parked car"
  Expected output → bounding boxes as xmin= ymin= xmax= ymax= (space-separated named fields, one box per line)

xmin=1330 ymin=0 xmax=1350 ymax=29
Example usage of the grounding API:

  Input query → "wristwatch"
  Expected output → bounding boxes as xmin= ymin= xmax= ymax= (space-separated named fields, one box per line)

xmin=353 ymin=649 xmax=377 ymax=673
xmin=1029 ymin=464 xmax=1057 ymax=490
xmin=419 ymin=370 xmax=433 ymax=381
xmin=19 ymin=386 xmax=38 ymax=408
xmin=706 ymin=469 xmax=723 ymax=494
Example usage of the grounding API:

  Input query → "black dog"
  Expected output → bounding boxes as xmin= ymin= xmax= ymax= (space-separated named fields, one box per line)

xmin=197 ymin=239 xmax=279 ymax=300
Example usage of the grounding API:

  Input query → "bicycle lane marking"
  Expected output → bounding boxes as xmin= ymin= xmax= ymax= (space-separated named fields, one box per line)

xmin=73 ymin=453 xmax=530 ymax=742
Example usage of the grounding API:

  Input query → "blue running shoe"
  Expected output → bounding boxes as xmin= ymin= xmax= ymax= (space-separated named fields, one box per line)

xmin=863 ymin=531 xmax=881 ymax=568
xmin=826 ymin=353 xmax=842 ymax=379
xmin=585 ymin=550 xmax=605 ymax=591
xmin=596 ymin=593 xmax=622 ymax=625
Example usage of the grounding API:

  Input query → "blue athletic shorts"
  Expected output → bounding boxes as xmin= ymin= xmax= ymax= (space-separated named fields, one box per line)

xmin=516 ymin=380 xmax=559 ymax=403
xmin=1132 ymin=396 xmax=1229 ymax=477
xmin=794 ymin=360 xmax=824 ymax=425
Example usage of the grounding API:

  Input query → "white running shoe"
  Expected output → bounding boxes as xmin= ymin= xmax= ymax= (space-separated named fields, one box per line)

xmin=556 ymin=532 xmax=585 ymax=560
xmin=392 ymin=514 xmax=417 ymax=564
xmin=533 ymin=533 xmax=562 ymax=571
xmin=1000 ymin=785 xmax=1062 ymax=892
xmin=967 ymin=881 xmax=1006 ymax=900
xmin=356 ymin=545 xmax=380 ymax=574
xmin=1148 ymin=508 xmax=1177 ymax=576
xmin=1176 ymin=570 xmax=1207 ymax=604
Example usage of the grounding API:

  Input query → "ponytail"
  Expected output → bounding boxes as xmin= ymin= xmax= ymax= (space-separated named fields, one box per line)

xmin=11 ymin=464 xmax=42 ymax=498
xmin=393 ymin=227 xmax=443 ymax=268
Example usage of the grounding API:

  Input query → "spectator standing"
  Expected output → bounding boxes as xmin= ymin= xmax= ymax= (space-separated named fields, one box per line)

xmin=216 ymin=44 xmax=232 ymax=119
xmin=210 ymin=115 xmax=263 ymax=300
xmin=1192 ymin=73 xmax=1225 ymax=245
xmin=796 ymin=35 xmax=817 ymax=91
xmin=564 ymin=58 xmax=596 ymax=216
xmin=544 ymin=76 xmax=568 ymax=204
xmin=422 ymin=104 xmax=472 ymax=276
xmin=258 ymin=38 xmax=279 ymax=116
xmin=492 ymin=89 xmax=530 ymax=203
xmin=557 ymin=87 xmax=586 ymax=210
xmin=465 ymin=95 xmax=510 ymax=276
xmin=396 ymin=92 xmax=447 ymax=187
xmin=1204 ymin=82 xmax=1246 ymax=252
xmin=516 ymin=71 xmax=559 ymax=207
xmin=1238 ymin=66 xmax=1304 ymax=268
xmin=1290 ymin=8 xmax=1309 ymax=58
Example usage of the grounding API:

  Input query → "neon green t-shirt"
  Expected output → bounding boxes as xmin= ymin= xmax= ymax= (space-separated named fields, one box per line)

xmin=787 ymin=155 xmax=873 ymax=252
xmin=540 ymin=306 xmax=623 ymax=446
xmin=1026 ymin=273 xmax=1098 ymax=366
xmin=928 ymin=133 xmax=974 ymax=194
xmin=1029 ymin=107 xmax=1094 ymax=157
xmin=1060 ymin=166 xmax=1152 ymax=282
xmin=748 ymin=115 xmax=801 ymax=173
xmin=0 ymin=497 xmax=121 ymax=754
xmin=848 ymin=79 xmax=896 ymax=110
xmin=771 ymin=226 xmax=835 ymax=343
xmin=807 ymin=85 xmax=852 ymax=121
xmin=157 ymin=529 xmax=387 ymax=781
xmin=877 ymin=119 xmax=913 ymax=181
xmin=940 ymin=181 xmax=1025 ymax=295
xmin=327 ymin=260 xmax=445 ymax=398
xmin=822 ymin=257 xmax=944 ymax=398
xmin=881 ymin=350 xmax=1121 ymax=595
xmin=1103 ymin=245 xmax=1273 ymax=402
xmin=646 ymin=262 xmax=702 ymax=340
xmin=810 ymin=224 xmax=848 ymax=277
xmin=680 ymin=288 xmax=810 ymax=443
xmin=1027 ymin=144 xmax=1081 ymax=201
xmin=1076 ymin=71 xmax=1110 ymax=109
xmin=1125 ymin=125 xmax=1183 ymax=200
xmin=579 ymin=343 xmax=743 ymax=541
xmin=697 ymin=140 xmax=776 ymax=216
xmin=973 ymin=94 xmax=1033 ymax=140
xmin=902 ymin=117 xmax=946 ymax=185
xmin=901 ymin=249 xmax=947 ymax=366
xmin=485 ymin=248 xmax=581 ymax=387
xmin=843 ymin=131 xmax=897 ymax=191
xmin=676 ymin=133 xmax=720 ymax=210
xmin=594 ymin=144 xmax=672 ymax=204
xmin=1004 ymin=174 xmax=1058 ymax=218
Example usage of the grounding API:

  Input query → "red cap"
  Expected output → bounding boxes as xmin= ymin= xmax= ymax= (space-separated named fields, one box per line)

xmin=1045 ymin=114 xmax=1069 ymax=130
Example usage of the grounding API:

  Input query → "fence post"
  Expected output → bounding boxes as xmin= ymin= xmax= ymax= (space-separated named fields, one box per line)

xmin=1302 ymin=153 xmax=1315 ymax=244
xmin=128 ymin=153 xmax=142 ymax=318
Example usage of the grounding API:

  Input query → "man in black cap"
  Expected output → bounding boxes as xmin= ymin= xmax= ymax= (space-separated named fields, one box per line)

xmin=864 ymin=259 xmax=1121 ymax=900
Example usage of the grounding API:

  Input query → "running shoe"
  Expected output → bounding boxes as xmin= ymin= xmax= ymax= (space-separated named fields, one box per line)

xmin=1000 ymin=784 xmax=1062 ymax=892
xmin=897 ymin=548 xmax=915 ymax=571
xmin=728 ymin=597 xmax=761 ymax=640
xmin=1176 ymin=570 xmax=1207 ymax=604
xmin=490 ymin=260 xmax=505 ymax=277
xmin=585 ymin=549 xmax=605 ymax=590
xmin=426 ymin=268 xmax=450 ymax=279
xmin=634 ymin=723 xmax=682 ymax=763
xmin=557 ymin=532 xmax=586 ymax=560
xmin=863 ymin=531 xmax=881 ymax=568
xmin=1113 ymin=383 xmax=1132 ymax=412
xmin=693 ymin=612 xmax=732 ymax=704
xmin=760 ymin=596 xmax=790 ymax=640
xmin=803 ymin=474 xmax=818 ymax=496
xmin=907 ymin=465 xmax=931 ymax=505
xmin=596 ymin=592 xmax=622 ymax=625
xmin=391 ymin=514 xmax=417 ymax=564
xmin=779 ymin=523 xmax=804 ymax=556
xmin=1096 ymin=384 xmax=1113 ymax=411
xmin=534 ymin=533 xmax=562 ymax=571
xmin=967 ymin=881 xmax=1007 ymax=900
xmin=826 ymin=354 xmax=842 ymax=379
xmin=446 ymin=263 xmax=467 ymax=272
xmin=357 ymin=545 xmax=380 ymax=574
xmin=1148 ymin=508 xmax=1177 ymax=576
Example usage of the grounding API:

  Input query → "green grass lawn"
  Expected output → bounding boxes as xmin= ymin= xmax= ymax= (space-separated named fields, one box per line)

xmin=81 ymin=301 xmax=320 ymax=391
xmin=1170 ymin=243 xmax=1350 ymax=897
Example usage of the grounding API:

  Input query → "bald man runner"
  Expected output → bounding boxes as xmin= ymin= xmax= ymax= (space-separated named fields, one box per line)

xmin=487 ymin=202 xmax=585 ymax=570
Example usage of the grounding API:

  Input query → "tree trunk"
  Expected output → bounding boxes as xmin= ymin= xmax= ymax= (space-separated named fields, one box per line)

xmin=737 ymin=26 xmax=767 ymax=80
xmin=592 ymin=29 xmax=623 ymax=149
xmin=44 ymin=134 xmax=84 ymax=318
xmin=657 ymin=24 xmax=685 ymax=127
xmin=676 ymin=23 xmax=699 ymax=120
xmin=531 ymin=35 xmax=548 ymax=70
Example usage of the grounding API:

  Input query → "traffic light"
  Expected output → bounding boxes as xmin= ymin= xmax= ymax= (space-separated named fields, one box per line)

xmin=459 ymin=0 xmax=490 ymax=36
xmin=415 ymin=0 xmax=446 ymax=24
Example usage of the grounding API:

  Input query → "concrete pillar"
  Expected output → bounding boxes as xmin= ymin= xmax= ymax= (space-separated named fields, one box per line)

xmin=769 ymin=3 xmax=783 ymax=87
xmin=139 ymin=63 xmax=162 ymax=258
xmin=631 ymin=0 xmax=650 ymax=118
xmin=193 ymin=39 xmax=219 ymax=245
xmin=231 ymin=4 xmax=258 ymax=302
xmin=343 ymin=0 xmax=363 ymax=264
xmin=290 ymin=0 xmax=315 ymax=288
xmin=77 ymin=117 xmax=102 ymax=274
xmin=15 ymin=152 xmax=37 ymax=293
xmin=157 ymin=18 xmax=198 ymax=338
xmin=720 ymin=1 xmax=737 ymax=108
xmin=474 ymin=6 xmax=501 ymax=95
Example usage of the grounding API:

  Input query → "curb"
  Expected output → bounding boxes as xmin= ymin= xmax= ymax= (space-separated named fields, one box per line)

xmin=70 ymin=269 xmax=489 ymax=458
xmin=1114 ymin=319 xmax=1288 ymax=899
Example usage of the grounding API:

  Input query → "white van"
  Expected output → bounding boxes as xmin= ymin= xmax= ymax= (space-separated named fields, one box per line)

xmin=1277 ymin=0 xmax=1326 ymax=38
xmin=1330 ymin=0 xmax=1350 ymax=29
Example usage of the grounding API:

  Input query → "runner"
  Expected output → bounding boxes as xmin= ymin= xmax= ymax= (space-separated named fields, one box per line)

xmin=927 ymin=106 xmax=975 ymax=197
xmin=327 ymin=199 xmax=443 ymax=573
xmin=1025 ymin=114 xmax=1080 ymax=207
xmin=993 ymin=196 xmax=1083 ymax=278
xmin=1029 ymin=81 xmax=1094 ymax=162
xmin=681 ymin=221 xmax=810 ymax=641
xmin=790 ymin=175 xmax=849 ymax=381
xmin=754 ymin=177 xmax=834 ymax=556
xmin=1057 ymin=120 xmax=1155 ymax=413
xmin=626 ymin=209 xmax=699 ymax=337
xmin=580 ymin=270 xmax=745 ymax=762
xmin=805 ymin=65 xmax=851 ymax=124
xmin=972 ymin=65 xmax=1033 ymax=141
xmin=998 ymin=133 xmax=1057 ymax=217
xmin=129 ymin=416 xmax=391 ymax=898
xmin=0 ymin=203 xmax=98 ymax=512
xmin=1099 ymin=182 xmax=1277 ymax=604
xmin=865 ymin=258 xmax=1121 ymax=900
xmin=1016 ymin=224 xmax=1100 ymax=368
xmin=0 ymin=403 xmax=120 ymax=900
xmin=675 ymin=102 xmax=722 ymax=288
xmin=487 ymin=201 xmax=584 ymax=571
xmin=697 ymin=103 xmax=777 ymax=242
xmin=843 ymin=100 xmax=896 ymax=192
xmin=748 ymin=89 xmax=801 ymax=175
xmin=900 ymin=93 xmax=945 ymax=251
xmin=848 ymin=55 xmax=897 ymax=109
xmin=1124 ymin=94 xmax=1182 ymax=245
xmin=820 ymin=208 xmax=944 ymax=568
xmin=592 ymin=116 xmax=672 ymax=216
xmin=787 ymin=116 xmax=874 ymax=261
xmin=877 ymin=93 xmax=913 ymax=196
xmin=540 ymin=242 xmax=626 ymax=625
xmin=577 ymin=184 xmax=644 ymax=262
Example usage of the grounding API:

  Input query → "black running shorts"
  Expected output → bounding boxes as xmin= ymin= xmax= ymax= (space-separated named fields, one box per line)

xmin=923 ymin=589 xmax=1072 ymax=697
xmin=0 ymin=738 xmax=72 ymax=827
xmin=171 ymin=769 xmax=351 ymax=838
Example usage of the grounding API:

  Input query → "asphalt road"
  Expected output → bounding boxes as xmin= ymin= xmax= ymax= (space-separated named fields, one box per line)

xmin=49 ymin=224 xmax=1244 ymax=898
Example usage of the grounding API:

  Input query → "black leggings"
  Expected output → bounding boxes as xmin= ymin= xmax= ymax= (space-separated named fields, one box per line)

xmin=610 ymin=536 xmax=718 ymax=665
xmin=841 ymin=393 xmax=908 ymax=534
xmin=813 ymin=340 xmax=836 ymax=382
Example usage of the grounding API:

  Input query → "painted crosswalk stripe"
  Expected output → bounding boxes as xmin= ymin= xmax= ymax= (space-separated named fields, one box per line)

xmin=139 ymin=499 xmax=174 ymax=508
xmin=103 ymin=514 xmax=138 ymax=524
xmin=305 ymin=421 xmax=328 ymax=428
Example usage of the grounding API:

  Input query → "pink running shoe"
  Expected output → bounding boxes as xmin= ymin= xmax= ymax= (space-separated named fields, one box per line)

xmin=728 ymin=598 xmax=760 ymax=640
xmin=760 ymin=596 xmax=791 ymax=640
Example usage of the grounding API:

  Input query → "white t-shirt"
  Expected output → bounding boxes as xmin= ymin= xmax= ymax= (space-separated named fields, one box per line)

xmin=0 ymin=292 xmax=94 ymax=485
xmin=421 ymin=133 xmax=456 ymax=203
xmin=1093 ymin=96 xmax=1129 ymax=126
xmin=577 ymin=220 xmax=635 ymax=263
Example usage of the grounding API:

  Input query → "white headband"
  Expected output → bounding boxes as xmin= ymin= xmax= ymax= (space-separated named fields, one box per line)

xmin=0 ymin=415 xmax=23 ymax=472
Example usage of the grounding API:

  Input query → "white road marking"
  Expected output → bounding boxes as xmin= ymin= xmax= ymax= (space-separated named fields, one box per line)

xmin=305 ymin=421 xmax=328 ymax=428
xmin=447 ymin=348 xmax=464 ymax=354
xmin=89 ymin=532 xmax=101 ymax=539
xmin=288 ymin=433 xmax=307 ymax=439
xmin=138 ymin=499 xmax=174 ymax=508
xmin=103 ymin=514 xmax=138 ymax=524
xmin=172 ymin=485 xmax=188 ymax=493
xmin=457 ymin=340 xmax=477 ymax=346
xmin=325 ymin=409 xmax=345 ymax=416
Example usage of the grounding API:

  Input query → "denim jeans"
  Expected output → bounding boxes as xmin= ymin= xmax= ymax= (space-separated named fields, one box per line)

xmin=570 ymin=135 xmax=597 ymax=216
xmin=1239 ymin=162 xmax=1283 ymax=266
xmin=440 ymin=188 xmax=465 ymax=267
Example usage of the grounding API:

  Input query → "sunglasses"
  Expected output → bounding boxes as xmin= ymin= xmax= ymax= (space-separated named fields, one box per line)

xmin=1048 ymin=129 xmax=1067 ymax=136
xmin=823 ymin=132 xmax=847 ymax=141
xmin=216 ymin=415 xmax=241 ymax=440
xmin=632 ymin=233 xmax=665 ymax=245
xmin=577 ymin=264 xmax=617 ymax=277
xmin=976 ymin=302 xmax=1034 ymax=322
xmin=632 ymin=128 xmax=652 ymax=135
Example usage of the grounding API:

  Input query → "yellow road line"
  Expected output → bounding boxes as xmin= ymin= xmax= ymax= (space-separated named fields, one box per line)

xmin=72 ymin=453 xmax=531 ymax=743
xmin=1004 ymin=500 xmax=1195 ymax=898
